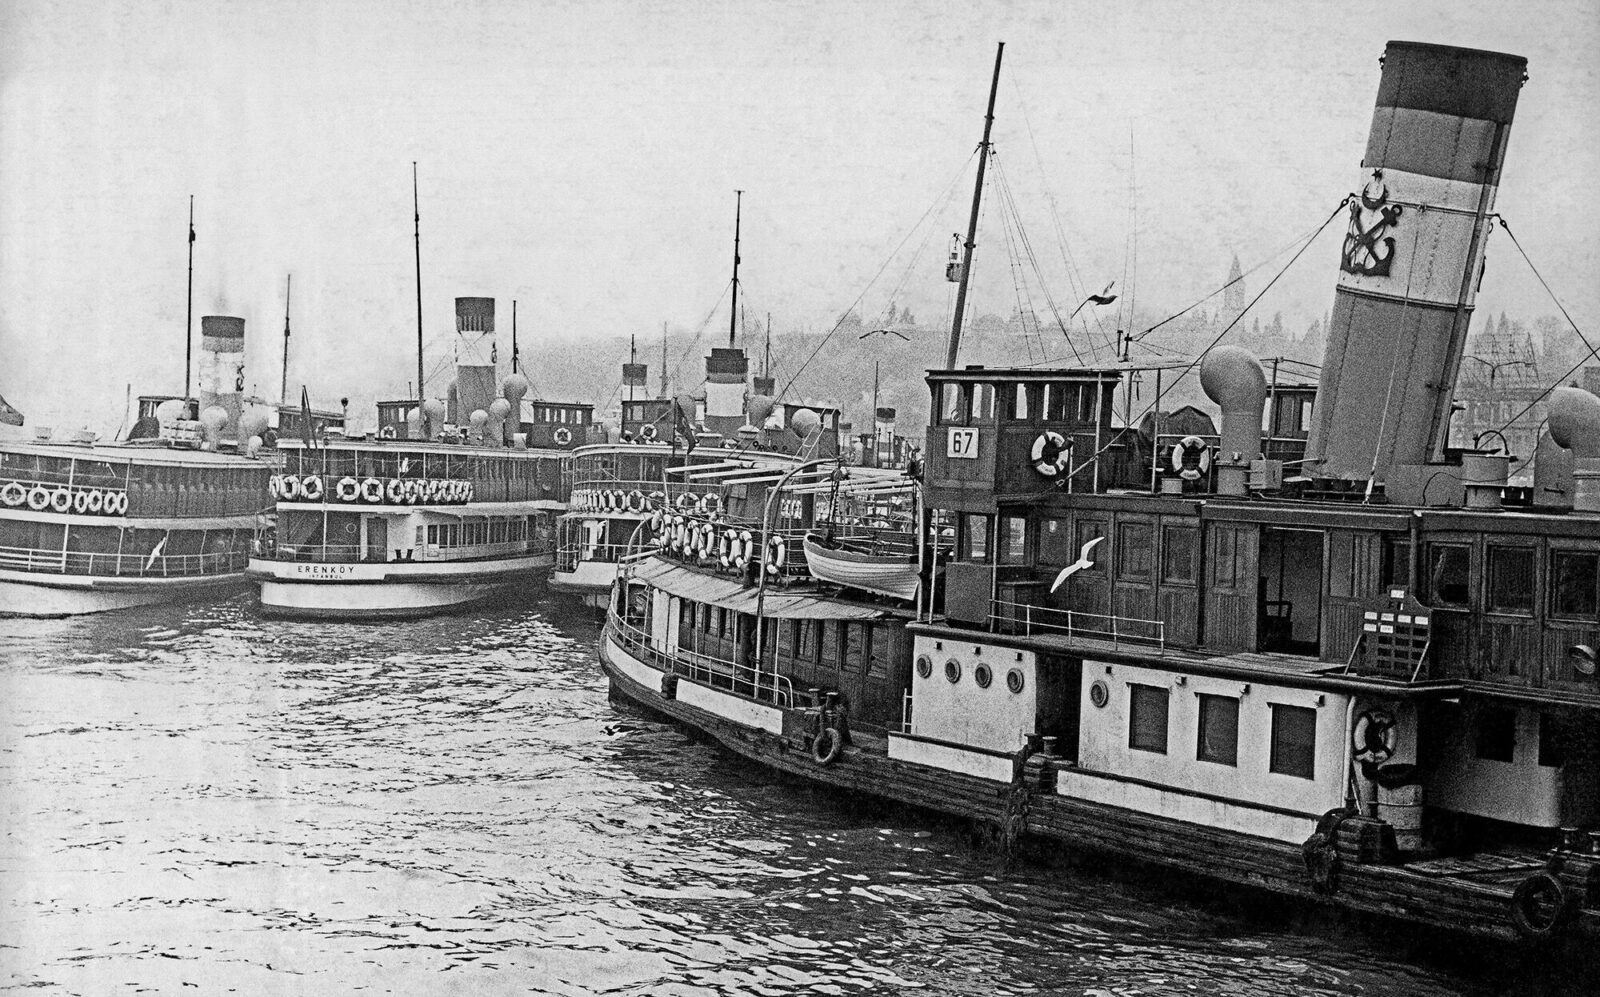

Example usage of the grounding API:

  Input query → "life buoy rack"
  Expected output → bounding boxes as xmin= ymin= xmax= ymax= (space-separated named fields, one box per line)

xmin=86 ymin=490 xmax=105 ymax=514
xmin=638 ymin=423 xmax=657 ymax=441
xmin=1170 ymin=435 xmax=1212 ymax=482
xmin=765 ymin=534 xmax=787 ymax=576
xmin=301 ymin=475 xmax=324 ymax=501
xmin=553 ymin=426 xmax=573 ymax=446
xmin=49 ymin=488 xmax=71 ymax=513
xmin=675 ymin=492 xmax=693 ymax=512
xmin=0 ymin=482 xmax=26 ymax=507
xmin=26 ymin=486 xmax=50 ymax=511
xmin=71 ymin=490 xmax=91 ymax=514
xmin=107 ymin=491 xmax=128 ymax=515
xmin=1509 ymin=871 xmax=1575 ymax=939
xmin=628 ymin=490 xmax=646 ymax=513
xmin=1351 ymin=710 xmax=1397 ymax=765
xmin=734 ymin=530 xmax=753 ymax=569
xmin=1030 ymin=430 xmax=1071 ymax=477
xmin=811 ymin=727 xmax=843 ymax=766
xmin=385 ymin=479 xmax=406 ymax=504
xmin=333 ymin=477 xmax=359 ymax=502
xmin=361 ymin=478 xmax=383 ymax=503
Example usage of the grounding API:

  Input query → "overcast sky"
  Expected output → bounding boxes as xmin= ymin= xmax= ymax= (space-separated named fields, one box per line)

xmin=2 ymin=0 xmax=1596 ymax=433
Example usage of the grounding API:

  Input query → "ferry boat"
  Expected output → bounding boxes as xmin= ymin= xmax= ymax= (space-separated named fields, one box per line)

xmin=597 ymin=42 xmax=1600 ymax=946
xmin=247 ymin=297 xmax=579 ymax=618
xmin=0 ymin=316 xmax=273 ymax=616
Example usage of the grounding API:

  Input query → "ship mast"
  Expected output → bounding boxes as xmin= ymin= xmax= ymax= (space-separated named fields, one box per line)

xmin=413 ymin=163 xmax=427 ymax=437
xmin=660 ymin=321 xmax=668 ymax=398
xmin=279 ymin=274 xmax=291 ymax=405
xmin=729 ymin=190 xmax=743 ymax=348
xmin=512 ymin=299 xmax=519 ymax=373
xmin=184 ymin=195 xmax=195 ymax=401
xmin=944 ymin=42 xmax=1004 ymax=370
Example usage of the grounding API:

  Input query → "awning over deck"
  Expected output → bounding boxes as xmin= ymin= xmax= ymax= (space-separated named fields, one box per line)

xmin=626 ymin=556 xmax=884 ymax=620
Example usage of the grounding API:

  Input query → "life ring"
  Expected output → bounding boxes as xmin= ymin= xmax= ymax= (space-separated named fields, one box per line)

xmin=70 ymin=490 xmax=90 ymax=514
xmin=719 ymin=529 xmax=736 ymax=568
xmin=553 ymin=426 xmax=573 ymax=446
xmin=1352 ymin=710 xmax=1397 ymax=765
xmin=361 ymin=478 xmax=383 ymax=503
xmin=379 ymin=425 xmax=397 ymax=439
xmin=811 ymin=727 xmax=843 ymax=766
xmin=0 ymin=482 xmax=25 ymax=507
xmin=766 ymin=534 xmax=787 ymax=576
xmin=675 ymin=492 xmax=692 ymax=512
xmin=460 ymin=482 xmax=473 ymax=503
xmin=638 ymin=423 xmax=657 ymax=441
xmin=280 ymin=474 xmax=301 ymax=501
xmin=334 ymin=477 xmax=360 ymax=502
xmin=108 ymin=492 xmax=128 ymax=515
xmin=385 ymin=479 xmax=406 ymax=504
xmin=1509 ymin=872 xmax=1574 ymax=939
xmin=1170 ymin=435 xmax=1212 ymax=482
xmin=49 ymin=488 xmax=71 ymax=513
xmin=734 ymin=530 xmax=753 ymax=569
xmin=268 ymin=475 xmax=282 ymax=500
xmin=629 ymin=490 xmax=646 ymax=513
xmin=86 ymin=490 xmax=104 ymax=514
xmin=699 ymin=523 xmax=715 ymax=558
xmin=650 ymin=508 xmax=664 ymax=531
xmin=301 ymin=476 xmax=324 ymax=501
xmin=1030 ymin=430 xmax=1070 ymax=477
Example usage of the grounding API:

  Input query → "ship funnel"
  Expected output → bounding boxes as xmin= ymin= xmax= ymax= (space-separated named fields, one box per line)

xmin=1549 ymin=386 xmax=1600 ymax=512
xmin=453 ymin=297 xmax=497 ymax=435
xmin=704 ymin=347 xmax=749 ymax=431
xmin=1200 ymin=346 xmax=1268 ymax=495
xmin=1305 ymin=42 xmax=1527 ymax=486
xmin=199 ymin=315 xmax=245 ymax=437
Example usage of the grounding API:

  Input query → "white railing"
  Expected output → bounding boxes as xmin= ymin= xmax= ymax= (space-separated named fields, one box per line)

xmin=607 ymin=609 xmax=793 ymax=708
xmin=266 ymin=538 xmax=539 ymax=564
xmin=0 ymin=544 xmax=247 ymax=578
xmin=989 ymin=597 xmax=1166 ymax=649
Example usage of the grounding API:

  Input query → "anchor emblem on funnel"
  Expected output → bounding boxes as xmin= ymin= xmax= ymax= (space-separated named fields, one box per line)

xmin=1341 ymin=170 xmax=1403 ymax=277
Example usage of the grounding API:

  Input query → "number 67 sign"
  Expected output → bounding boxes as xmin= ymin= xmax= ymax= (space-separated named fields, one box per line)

xmin=946 ymin=427 xmax=979 ymax=459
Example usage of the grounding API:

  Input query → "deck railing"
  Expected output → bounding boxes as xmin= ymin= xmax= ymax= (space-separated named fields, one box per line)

xmin=265 ymin=538 xmax=541 ymax=564
xmin=989 ymin=597 xmax=1166 ymax=649
xmin=0 ymin=544 xmax=247 ymax=578
xmin=607 ymin=609 xmax=793 ymax=708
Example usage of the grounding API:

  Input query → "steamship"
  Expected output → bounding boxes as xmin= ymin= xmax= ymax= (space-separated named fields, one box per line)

xmin=597 ymin=42 xmax=1600 ymax=945
xmin=247 ymin=297 xmax=581 ymax=618
xmin=0 ymin=316 xmax=273 ymax=616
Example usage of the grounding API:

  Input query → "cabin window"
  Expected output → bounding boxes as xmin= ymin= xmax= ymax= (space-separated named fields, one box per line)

xmin=1127 ymin=684 xmax=1169 ymax=754
xmin=1382 ymin=536 xmax=1411 ymax=589
xmin=427 ymin=525 xmax=439 ymax=544
xmin=1010 ymin=384 xmax=1032 ymax=421
xmin=1423 ymin=543 xmax=1471 ymax=607
xmin=969 ymin=383 xmax=994 ymax=422
xmin=1550 ymin=550 xmax=1599 ymax=619
xmin=1073 ymin=520 xmax=1105 ymax=572
xmin=1043 ymin=384 xmax=1070 ymax=422
xmin=1161 ymin=526 xmax=1198 ymax=584
xmin=1196 ymin=694 xmax=1239 ymax=766
xmin=1212 ymin=527 xmax=1240 ymax=590
xmin=1475 ymin=707 xmax=1517 ymax=763
xmin=1538 ymin=715 xmax=1565 ymax=768
xmin=938 ymin=383 xmax=966 ymax=425
xmin=1039 ymin=517 xmax=1071 ymax=564
xmin=1116 ymin=522 xmax=1153 ymax=580
xmin=998 ymin=516 xmax=1028 ymax=565
xmin=1485 ymin=546 xmax=1536 ymax=615
xmin=1268 ymin=704 xmax=1317 ymax=779
xmin=962 ymin=514 xmax=991 ymax=562
xmin=1328 ymin=532 xmax=1356 ymax=599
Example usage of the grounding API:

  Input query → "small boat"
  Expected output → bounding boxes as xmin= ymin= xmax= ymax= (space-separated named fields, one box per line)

xmin=802 ymin=532 xmax=919 ymax=601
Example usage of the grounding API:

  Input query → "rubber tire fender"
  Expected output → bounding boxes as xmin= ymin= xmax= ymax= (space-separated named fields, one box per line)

xmin=811 ymin=727 xmax=843 ymax=766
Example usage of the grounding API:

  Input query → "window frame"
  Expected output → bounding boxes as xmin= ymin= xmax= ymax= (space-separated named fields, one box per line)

xmin=1268 ymin=703 xmax=1317 ymax=780
xmin=1127 ymin=683 xmax=1170 ymax=754
xmin=1196 ymin=693 xmax=1240 ymax=766
xmin=1549 ymin=548 xmax=1600 ymax=621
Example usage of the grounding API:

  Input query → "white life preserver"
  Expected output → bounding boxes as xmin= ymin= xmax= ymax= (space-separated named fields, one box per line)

xmin=86 ymin=489 xmax=104 ymax=514
xmin=702 ymin=493 xmax=721 ymax=516
xmin=766 ymin=534 xmax=787 ymax=576
xmin=1170 ymin=435 xmax=1213 ymax=482
xmin=0 ymin=482 xmax=25 ymax=507
xmin=385 ymin=479 xmax=406 ymax=504
xmin=280 ymin=474 xmax=301 ymax=501
xmin=268 ymin=475 xmax=282 ymax=500
xmin=47 ymin=488 xmax=69 ymax=513
xmin=718 ymin=528 xmax=736 ymax=568
xmin=1352 ymin=710 xmax=1398 ymax=765
xmin=734 ymin=529 xmax=753 ymax=569
xmin=629 ymin=490 xmax=646 ymax=513
xmin=675 ymin=492 xmax=692 ymax=512
xmin=650 ymin=508 xmax=664 ymax=531
xmin=301 ymin=475 xmax=324 ymax=502
xmin=108 ymin=491 xmax=128 ymax=515
xmin=72 ymin=489 xmax=91 ymax=514
xmin=361 ymin=478 xmax=383 ymax=503
xmin=553 ymin=426 xmax=573 ymax=446
xmin=379 ymin=425 xmax=397 ymax=439
xmin=695 ymin=494 xmax=710 ymax=515
xmin=649 ymin=490 xmax=664 ymax=512
xmin=639 ymin=423 xmax=657 ymax=441
xmin=335 ymin=477 xmax=360 ymax=502
xmin=459 ymin=481 xmax=474 ymax=503
xmin=1030 ymin=430 xmax=1071 ymax=477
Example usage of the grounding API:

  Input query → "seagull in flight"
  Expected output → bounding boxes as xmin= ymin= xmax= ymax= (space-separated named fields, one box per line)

xmin=1050 ymin=536 xmax=1104 ymax=592
xmin=861 ymin=328 xmax=911 ymax=341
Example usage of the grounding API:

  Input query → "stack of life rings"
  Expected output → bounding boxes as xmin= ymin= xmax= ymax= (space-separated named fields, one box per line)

xmin=271 ymin=474 xmax=474 ymax=505
xmin=1 ymin=481 xmax=128 ymax=516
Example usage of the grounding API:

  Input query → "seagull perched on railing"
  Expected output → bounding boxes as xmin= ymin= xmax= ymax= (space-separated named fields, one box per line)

xmin=1050 ymin=536 xmax=1104 ymax=592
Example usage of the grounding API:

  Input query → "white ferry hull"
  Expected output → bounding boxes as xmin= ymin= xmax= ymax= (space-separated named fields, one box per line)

xmin=0 ymin=571 xmax=250 ymax=618
xmin=248 ymin=554 xmax=552 ymax=619
xmin=548 ymin=559 xmax=622 ymax=608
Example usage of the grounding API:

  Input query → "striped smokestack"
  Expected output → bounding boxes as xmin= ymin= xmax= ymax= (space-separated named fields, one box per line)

xmin=1305 ymin=42 xmax=1526 ymax=484
xmin=453 ymin=296 xmax=497 ymax=431
xmin=199 ymin=315 xmax=245 ymax=434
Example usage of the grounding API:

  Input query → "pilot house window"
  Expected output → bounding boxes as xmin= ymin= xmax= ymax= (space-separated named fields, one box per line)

xmin=1551 ymin=550 xmax=1599 ymax=619
xmin=1424 ymin=543 xmax=1471 ymax=607
xmin=1485 ymin=546 xmax=1535 ymax=615
xmin=998 ymin=516 xmax=1028 ymax=565
xmin=1196 ymin=694 xmax=1239 ymax=766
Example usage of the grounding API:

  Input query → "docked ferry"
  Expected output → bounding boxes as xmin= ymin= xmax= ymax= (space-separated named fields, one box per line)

xmin=247 ymin=297 xmax=582 ymax=618
xmin=598 ymin=42 xmax=1600 ymax=946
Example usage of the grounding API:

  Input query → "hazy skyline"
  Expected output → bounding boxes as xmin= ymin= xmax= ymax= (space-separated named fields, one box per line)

xmin=2 ymin=0 xmax=1596 ymax=433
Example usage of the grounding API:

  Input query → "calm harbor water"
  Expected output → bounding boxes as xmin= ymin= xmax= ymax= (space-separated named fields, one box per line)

xmin=0 ymin=592 xmax=1558 ymax=995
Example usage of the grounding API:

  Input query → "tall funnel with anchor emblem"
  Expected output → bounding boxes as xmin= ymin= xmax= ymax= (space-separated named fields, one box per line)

xmin=1304 ymin=42 xmax=1526 ymax=487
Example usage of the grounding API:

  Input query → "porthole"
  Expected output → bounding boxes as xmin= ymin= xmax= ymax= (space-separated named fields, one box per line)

xmin=1006 ymin=668 xmax=1025 ymax=694
xmin=974 ymin=663 xmax=993 ymax=688
xmin=916 ymin=655 xmax=933 ymax=679
xmin=1089 ymin=679 xmax=1109 ymax=708
xmin=945 ymin=659 xmax=962 ymax=683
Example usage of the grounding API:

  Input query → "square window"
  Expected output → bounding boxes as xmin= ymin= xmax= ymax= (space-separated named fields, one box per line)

xmin=1475 ymin=706 xmax=1517 ymax=763
xmin=1269 ymin=704 xmax=1317 ymax=779
xmin=998 ymin=516 xmax=1028 ymax=565
xmin=1197 ymin=694 xmax=1239 ymax=765
xmin=963 ymin=514 xmax=990 ymax=562
xmin=1039 ymin=517 xmax=1071 ymax=565
xmin=1424 ymin=544 xmax=1471 ymax=607
xmin=939 ymin=383 xmax=965 ymax=425
xmin=1551 ymin=551 xmax=1599 ymax=619
xmin=1162 ymin=527 xmax=1198 ymax=584
xmin=969 ymin=383 xmax=994 ymax=422
xmin=1382 ymin=536 xmax=1411 ymax=589
xmin=1486 ymin=546 xmax=1535 ymax=614
xmin=1073 ymin=521 xmax=1105 ymax=571
xmin=1117 ymin=522 xmax=1153 ymax=579
xmin=1128 ymin=684 xmax=1169 ymax=754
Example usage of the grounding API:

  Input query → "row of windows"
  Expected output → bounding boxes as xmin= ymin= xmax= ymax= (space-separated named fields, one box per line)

xmin=1426 ymin=542 xmax=1598 ymax=619
xmin=962 ymin=513 xmax=1200 ymax=584
xmin=525 ymin=406 xmax=592 ymax=425
xmin=675 ymin=601 xmax=879 ymax=673
xmin=1127 ymin=684 xmax=1318 ymax=780
xmin=421 ymin=516 xmax=534 ymax=549
xmin=1474 ymin=706 xmax=1565 ymax=767
xmin=285 ymin=451 xmax=557 ymax=482
xmin=936 ymin=381 xmax=1105 ymax=427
